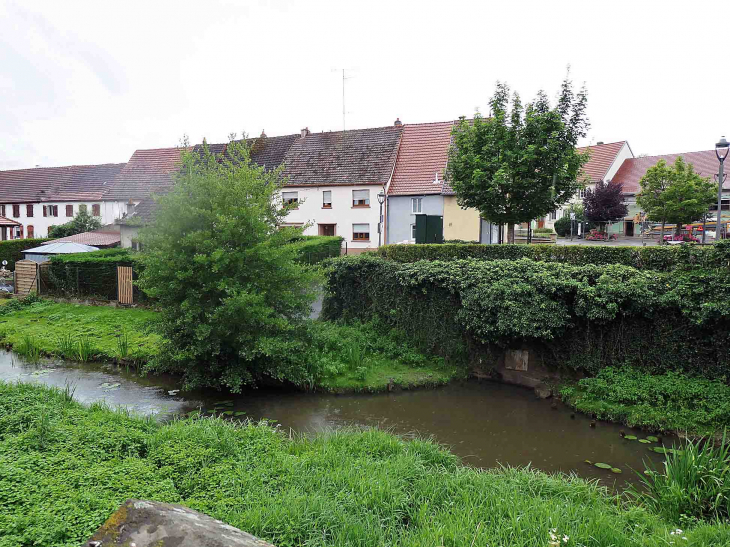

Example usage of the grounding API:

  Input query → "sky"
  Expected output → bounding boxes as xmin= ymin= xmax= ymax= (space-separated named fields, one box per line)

xmin=1 ymin=0 xmax=728 ymax=170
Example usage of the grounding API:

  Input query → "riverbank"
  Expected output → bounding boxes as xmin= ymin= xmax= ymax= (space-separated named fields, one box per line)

xmin=0 ymin=299 xmax=459 ymax=392
xmin=2 ymin=381 xmax=728 ymax=547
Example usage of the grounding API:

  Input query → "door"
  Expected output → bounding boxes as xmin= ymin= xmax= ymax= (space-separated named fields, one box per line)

xmin=426 ymin=215 xmax=444 ymax=243
xmin=625 ymin=221 xmax=634 ymax=237
xmin=415 ymin=214 xmax=427 ymax=244
xmin=318 ymin=224 xmax=336 ymax=236
xmin=537 ymin=219 xmax=545 ymax=229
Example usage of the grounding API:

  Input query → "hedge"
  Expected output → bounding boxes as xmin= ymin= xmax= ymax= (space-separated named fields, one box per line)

xmin=374 ymin=241 xmax=730 ymax=272
xmin=290 ymin=235 xmax=343 ymax=265
xmin=0 ymin=238 xmax=51 ymax=270
xmin=45 ymin=249 xmax=139 ymax=300
xmin=322 ymin=255 xmax=730 ymax=379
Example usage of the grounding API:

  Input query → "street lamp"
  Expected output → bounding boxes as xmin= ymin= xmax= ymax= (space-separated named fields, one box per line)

xmin=715 ymin=136 xmax=730 ymax=241
xmin=377 ymin=190 xmax=386 ymax=247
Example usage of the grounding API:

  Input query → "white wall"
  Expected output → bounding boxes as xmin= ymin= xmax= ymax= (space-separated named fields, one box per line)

xmin=0 ymin=200 xmax=128 ymax=239
xmin=120 ymin=225 xmax=140 ymax=248
xmin=280 ymin=185 xmax=383 ymax=248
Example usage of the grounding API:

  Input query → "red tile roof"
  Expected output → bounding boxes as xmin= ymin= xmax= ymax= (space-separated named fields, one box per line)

xmin=0 ymin=163 xmax=125 ymax=203
xmin=47 ymin=231 xmax=121 ymax=247
xmin=613 ymin=149 xmax=727 ymax=194
xmin=576 ymin=141 xmax=627 ymax=184
xmin=0 ymin=215 xmax=21 ymax=227
xmin=388 ymin=121 xmax=455 ymax=196
xmin=103 ymin=147 xmax=187 ymax=200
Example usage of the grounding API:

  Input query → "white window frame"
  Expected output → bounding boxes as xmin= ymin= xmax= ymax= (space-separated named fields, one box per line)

xmin=411 ymin=224 xmax=416 ymax=239
xmin=353 ymin=223 xmax=370 ymax=241
xmin=282 ymin=191 xmax=299 ymax=207
xmin=322 ymin=190 xmax=332 ymax=208
xmin=412 ymin=197 xmax=423 ymax=213
xmin=352 ymin=189 xmax=370 ymax=207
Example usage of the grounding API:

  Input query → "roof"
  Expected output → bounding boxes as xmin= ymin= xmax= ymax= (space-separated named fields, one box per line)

xmin=281 ymin=126 xmax=402 ymax=186
xmin=102 ymin=147 xmax=186 ymax=201
xmin=576 ymin=141 xmax=628 ymax=184
xmin=0 ymin=215 xmax=21 ymax=227
xmin=21 ymin=242 xmax=99 ymax=255
xmin=0 ymin=163 xmax=125 ymax=203
xmin=388 ymin=121 xmax=456 ymax=196
xmin=613 ymin=149 xmax=727 ymax=194
xmin=46 ymin=231 xmax=121 ymax=247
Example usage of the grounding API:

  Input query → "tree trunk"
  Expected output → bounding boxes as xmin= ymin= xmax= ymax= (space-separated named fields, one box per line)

xmin=507 ymin=224 xmax=515 ymax=244
xmin=675 ymin=223 xmax=682 ymax=236
xmin=660 ymin=220 xmax=666 ymax=244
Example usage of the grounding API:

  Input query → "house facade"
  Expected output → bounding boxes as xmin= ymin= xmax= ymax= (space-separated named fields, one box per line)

xmin=0 ymin=163 xmax=127 ymax=240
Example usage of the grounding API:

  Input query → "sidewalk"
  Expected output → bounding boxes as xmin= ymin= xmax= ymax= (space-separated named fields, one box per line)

xmin=556 ymin=236 xmax=659 ymax=246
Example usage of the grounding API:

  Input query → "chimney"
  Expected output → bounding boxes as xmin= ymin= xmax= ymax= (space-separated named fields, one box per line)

xmin=260 ymin=129 xmax=267 ymax=138
xmin=394 ymin=118 xmax=403 ymax=126
xmin=596 ymin=141 xmax=604 ymax=145
xmin=300 ymin=127 xmax=310 ymax=138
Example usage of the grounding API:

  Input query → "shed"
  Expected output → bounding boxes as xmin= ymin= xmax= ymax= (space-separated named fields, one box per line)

xmin=21 ymin=242 xmax=100 ymax=263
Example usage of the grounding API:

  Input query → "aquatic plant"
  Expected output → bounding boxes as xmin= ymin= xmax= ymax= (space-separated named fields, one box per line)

xmin=630 ymin=432 xmax=730 ymax=524
xmin=57 ymin=333 xmax=77 ymax=359
xmin=116 ymin=331 xmax=129 ymax=359
xmin=61 ymin=381 xmax=77 ymax=404
xmin=16 ymin=334 xmax=42 ymax=362
xmin=76 ymin=336 xmax=95 ymax=362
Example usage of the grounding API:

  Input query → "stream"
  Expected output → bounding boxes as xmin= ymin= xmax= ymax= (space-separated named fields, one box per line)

xmin=0 ymin=350 xmax=669 ymax=487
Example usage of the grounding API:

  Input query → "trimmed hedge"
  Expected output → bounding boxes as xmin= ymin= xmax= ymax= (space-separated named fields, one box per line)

xmin=290 ymin=235 xmax=343 ymax=265
xmin=374 ymin=241 xmax=730 ymax=272
xmin=45 ymin=249 xmax=138 ymax=300
xmin=323 ymin=255 xmax=730 ymax=379
xmin=0 ymin=238 xmax=51 ymax=269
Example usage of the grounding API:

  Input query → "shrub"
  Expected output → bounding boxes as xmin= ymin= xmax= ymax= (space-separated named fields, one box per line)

xmin=45 ymin=249 xmax=138 ymax=300
xmin=0 ymin=238 xmax=51 ymax=269
xmin=288 ymin=235 xmax=343 ymax=265
xmin=533 ymin=227 xmax=554 ymax=234
xmin=554 ymin=216 xmax=572 ymax=237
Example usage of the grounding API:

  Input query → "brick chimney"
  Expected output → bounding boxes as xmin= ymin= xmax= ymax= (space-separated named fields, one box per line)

xmin=394 ymin=118 xmax=403 ymax=126
xmin=300 ymin=127 xmax=310 ymax=138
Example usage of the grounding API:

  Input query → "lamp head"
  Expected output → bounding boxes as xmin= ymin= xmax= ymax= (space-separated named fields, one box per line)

xmin=377 ymin=191 xmax=385 ymax=205
xmin=717 ymin=136 xmax=730 ymax=161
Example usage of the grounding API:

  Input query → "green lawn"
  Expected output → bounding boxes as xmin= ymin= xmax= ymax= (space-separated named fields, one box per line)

xmin=1 ymin=381 xmax=728 ymax=547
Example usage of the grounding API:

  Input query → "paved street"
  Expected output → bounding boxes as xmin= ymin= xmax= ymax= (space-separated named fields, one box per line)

xmin=556 ymin=236 xmax=659 ymax=246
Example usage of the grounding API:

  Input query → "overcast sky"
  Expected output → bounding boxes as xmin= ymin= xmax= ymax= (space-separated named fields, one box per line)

xmin=1 ymin=0 xmax=728 ymax=170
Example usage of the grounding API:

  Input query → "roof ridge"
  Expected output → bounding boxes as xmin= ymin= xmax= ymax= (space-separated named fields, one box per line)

xmin=0 ymin=162 xmax=126 ymax=173
xmin=625 ymin=148 xmax=719 ymax=160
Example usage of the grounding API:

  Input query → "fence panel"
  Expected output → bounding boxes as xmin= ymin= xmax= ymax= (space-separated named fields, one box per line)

xmin=117 ymin=266 xmax=134 ymax=304
xmin=14 ymin=260 xmax=38 ymax=296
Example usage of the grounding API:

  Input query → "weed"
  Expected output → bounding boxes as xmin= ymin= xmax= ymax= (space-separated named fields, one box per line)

xmin=57 ymin=333 xmax=77 ymax=359
xmin=62 ymin=381 xmax=77 ymax=404
xmin=116 ymin=330 xmax=129 ymax=359
xmin=16 ymin=334 xmax=42 ymax=362
xmin=76 ymin=336 xmax=95 ymax=362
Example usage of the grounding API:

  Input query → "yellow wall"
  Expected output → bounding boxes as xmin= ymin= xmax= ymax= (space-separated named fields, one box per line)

xmin=443 ymin=196 xmax=481 ymax=241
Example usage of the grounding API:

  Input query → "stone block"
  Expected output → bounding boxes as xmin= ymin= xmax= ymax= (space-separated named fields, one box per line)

xmin=504 ymin=349 xmax=528 ymax=371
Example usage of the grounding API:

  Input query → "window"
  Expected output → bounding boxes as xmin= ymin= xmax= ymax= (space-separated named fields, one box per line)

xmin=12 ymin=204 xmax=19 ymax=218
xmin=282 ymin=191 xmax=299 ymax=207
xmin=550 ymin=210 xmax=558 ymax=221
xmin=352 ymin=189 xmax=370 ymax=207
xmin=92 ymin=204 xmax=101 ymax=216
xmin=0 ymin=205 xmax=4 ymax=216
xmin=353 ymin=223 xmax=370 ymax=241
xmin=66 ymin=204 xmax=73 ymax=217
xmin=27 ymin=225 xmax=34 ymax=238
xmin=411 ymin=224 xmax=416 ymax=239
xmin=412 ymin=197 xmax=422 ymax=213
xmin=578 ymin=188 xmax=586 ymax=199
xmin=322 ymin=190 xmax=332 ymax=208
xmin=26 ymin=204 xmax=33 ymax=217
xmin=13 ymin=226 xmax=21 ymax=239
xmin=43 ymin=205 xmax=59 ymax=217
xmin=79 ymin=204 xmax=88 ymax=213
xmin=131 ymin=240 xmax=143 ymax=251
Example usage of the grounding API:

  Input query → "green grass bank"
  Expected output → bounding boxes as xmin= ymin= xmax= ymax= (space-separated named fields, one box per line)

xmin=1 ymin=381 xmax=728 ymax=547
xmin=0 ymin=299 xmax=457 ymax=392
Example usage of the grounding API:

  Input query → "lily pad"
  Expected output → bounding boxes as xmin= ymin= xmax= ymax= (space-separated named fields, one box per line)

xmin=624 ymin=435 xmax=637 ymax=440
xmin=221 ymin=410 xmax=234 ymax=416
xmin=234 ymin=411 xmax=246 ymax=417
xmin=584 ymin=459 xmax=593 ymax=465
xmin=652 ymin=447 xmax=668 ymax=454
xmin=594 ymin=462 xmax=612 ymax=469
xmin=611 ymin=468 xmax=622 ymax=474
xmin=638 ymin=439 xmax=652 ymax=444
xmin=646 ymin=436 xmax=659 ymax=442
xmin=100 ymin=382 xmax=120 ymax=389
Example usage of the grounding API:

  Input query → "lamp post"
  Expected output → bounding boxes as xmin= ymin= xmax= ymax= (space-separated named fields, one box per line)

xmin=715 ymin=136 xmax=730 ymax=241
xmin=377 ymin=190 xmax=385 ymax=247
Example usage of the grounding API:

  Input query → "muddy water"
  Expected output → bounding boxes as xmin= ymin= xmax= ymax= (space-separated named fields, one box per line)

xmin=0 ymin=350 xmax=668 ymax=487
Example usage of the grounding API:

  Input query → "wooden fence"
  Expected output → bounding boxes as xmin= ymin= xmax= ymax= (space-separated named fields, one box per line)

xmin=14 ymin=260 xmax=38 ymax=296
xmin=117 ymin=266 xmax=134 ymax=304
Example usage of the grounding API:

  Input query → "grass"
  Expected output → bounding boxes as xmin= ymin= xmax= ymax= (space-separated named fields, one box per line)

xmin=1 ymin=381 xmax=729 ymax=547
xmin=560 ymin=367 xmax=730 ymax=436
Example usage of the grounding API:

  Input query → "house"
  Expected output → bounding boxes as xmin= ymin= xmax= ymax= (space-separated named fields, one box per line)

xmin=612 ymin=149 xmax=730 ymax=235
xmin=0 ymin=163 xmax=127 ymax=240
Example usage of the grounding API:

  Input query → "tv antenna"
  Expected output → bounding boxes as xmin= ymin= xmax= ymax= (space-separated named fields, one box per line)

xmin=332 ymin=68 xmax=354 ymax=132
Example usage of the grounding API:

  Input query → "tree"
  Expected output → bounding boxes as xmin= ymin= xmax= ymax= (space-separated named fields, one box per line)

xmin=553 ymin=203 xmax=592 ymax=237
xmin=138 ymin=138 xmax=318 ymax=391
xmin=583 ymin=180 xmax=628 ymax=230
xmin=47 ymin=208 xmax=102 ymax=238
xmin=447 ymin=77 xmax=590 ymax=243
xmin=636 ymin=157 xmax=715 ymax=243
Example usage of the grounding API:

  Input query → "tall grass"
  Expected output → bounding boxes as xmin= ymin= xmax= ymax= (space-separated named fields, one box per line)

xmin=116 ymin=331 xmax=129 ymax=359
xmin=57 ymin=333 xmax=76 ymax=359
xmin=76 ymin=336 xmax=95 ymax=362
xmin=16 ymin=334 xmax=42 ymax=362
xmin=630 ymin=432 xmax=730 ymax=524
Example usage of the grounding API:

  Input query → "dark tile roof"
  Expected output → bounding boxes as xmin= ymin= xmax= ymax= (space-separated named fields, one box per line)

xmin=388 ymin=121 xmax=455 ymax=196
xmin=248 ymin=134 xmax=300 ymax=170
xmin=0 ymin=215 xmax=21 ymax=227
xmin=47 ymin=231 xmax=121 ymax=247
xmin=103 ymin=147 xmax=186 ymax=201
xmin=281 ymin=126 xmax=402 ymax=186
xmin=576 ymin=141 xmax=628 ymax=184
xmin=0 ymin=163 xmax=125 ymax=203
xmin=613 ymin=149 xmax=728 ymax=194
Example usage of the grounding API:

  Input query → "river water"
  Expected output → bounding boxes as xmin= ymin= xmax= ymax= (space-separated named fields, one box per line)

xmin=0 ymin=350 xmax=668 ymax=487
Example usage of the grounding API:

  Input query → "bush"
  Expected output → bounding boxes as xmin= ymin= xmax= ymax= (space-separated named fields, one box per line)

xmin=323 ymin=255 xmax=730 ymax=378
xmin=374 ymin=240 xmax=730 ymax=272
xmin=45 ymin=249 xmax=138 ymax=300
xmin=554 ymin=216 xmax=572 ymax=237
xmin=47 ymin=209 xmax=101 ymax=239
xmin=0 ymin=238 xmax=50 ymax=270
xmin=533 ymin=227 xmax=554 ymax=234
xmin=288 ymin=235 xmax=343 ymax=265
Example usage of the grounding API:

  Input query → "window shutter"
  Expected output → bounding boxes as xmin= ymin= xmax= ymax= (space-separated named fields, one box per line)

xmin=26 ymin=204 xmax=33 ymax=217
xmin=282 ymin=192 xmax=298 ymax=200
xmin=0 ymin=205 xmax=4 ymax=216
xmin=27 ymin=225 xmax=34 ymax=238
xmin=53 ymin=205 xmax=58 ymax=217
xmin=12 ymin=204 xmax=19 ymax=217
xmin=92 ymin=204 xmax=100 ymax=216
xmin=66 ymin=205 xmax=73 ymax=217
xmin=323 ymin=191 xmax=332 ymax=207
xmin=353 ymin=190 xmax=369 ymax=200
xmin=43 ymin=206 xmax=47 ymax=217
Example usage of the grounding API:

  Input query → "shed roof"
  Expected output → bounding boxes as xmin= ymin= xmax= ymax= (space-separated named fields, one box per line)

xmin=21 ymin=242 xmax=100 ymax=255
xmin=47 ymin=231 xmax=121 ymax=247
xmin=0 ymin=215 xmax=21 ymax=227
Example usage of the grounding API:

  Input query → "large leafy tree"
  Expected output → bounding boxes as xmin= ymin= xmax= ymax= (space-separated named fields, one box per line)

xmin=583 ymin=180 xmax=628 ymax=229
xmin=47 ymin=208 xmax=102 ymax=238
xmin=138 ymin=139 xmax=317 ymax=391
xmin=447 ymin=77 xmax=590 ymax=243
xmin=636 ymin=157 xmax=715 ymax=242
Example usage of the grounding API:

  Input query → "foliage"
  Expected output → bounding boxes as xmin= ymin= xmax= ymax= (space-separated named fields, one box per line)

xmin=583 ymin=179 xmax=628 ymax=225
xmin=374 ymin=240 xmax=730 ymax=271
xmin=0 ymin=238 xmax=50 ymax=270
xmin=137 ymin=139 xmax=319 ymax=391
xmin=48 ymin=248 xmax=135 ymax=264
xmin=47 ymin=208 xmax=102 ymax=239
xmin=323 ymin=255 xmax=730 ymax=377
xmin=447 ymin=77 xmax=589 ymax=243
xmin=2 ymin=381 xmax=729 ymax=547
xmin=560 ymin=368 xmax=730 ymax=434
xmin=637 ymin=157 xmax=716 ymax=238
xmin=629 ymin=433 xmax=730 ymax=525
xmin=533 ymin=227 xmax=554 ymax=234
xmin=46 ymin=249 xmax=137 ymax=300
xmin=288 ymin=235 xmax=343 ymax=265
